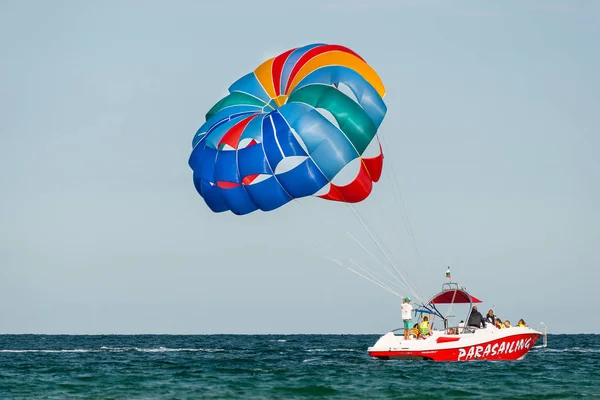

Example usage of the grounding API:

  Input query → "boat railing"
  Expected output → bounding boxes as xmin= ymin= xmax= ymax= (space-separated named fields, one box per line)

xmin=540 ymin=322 xmax=548 ymax=348
xmin=441 ymin=324 xmax=484 ymax=335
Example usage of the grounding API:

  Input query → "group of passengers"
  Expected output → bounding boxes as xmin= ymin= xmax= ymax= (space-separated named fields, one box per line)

xmin=466 ymin=306 xmax=528 ymax=330
xmin=402 ymin=297 xmax=528 ymax=339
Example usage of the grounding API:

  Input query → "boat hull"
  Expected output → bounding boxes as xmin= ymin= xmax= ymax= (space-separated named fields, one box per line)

xmin=368 ymin=327 xmax=541 ymax=362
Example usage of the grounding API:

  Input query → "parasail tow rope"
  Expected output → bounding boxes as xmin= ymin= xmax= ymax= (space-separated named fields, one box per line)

xmin=347 ymin=258 xmax=407 ymax=295
xmin=317 ymin=240 xmax=409 ymax=296
xmin=325 ymin=257 xmax=402 ymax=298
xmin=380 ymin=132 xmax=426 ymax=278
xmin=344 ymin=232 xmax=414 ymax=294
xmin=343 ymin=200 xmax=423 ymax=304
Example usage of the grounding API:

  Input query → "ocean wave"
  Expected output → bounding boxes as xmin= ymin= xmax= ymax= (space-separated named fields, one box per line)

xmin=0 ymin=347 xmax=226 ymax=353
xmin=0 ymin=349 xmax=91 ymax=353
xmin=540 ymin=347 xmax=600 ymax=353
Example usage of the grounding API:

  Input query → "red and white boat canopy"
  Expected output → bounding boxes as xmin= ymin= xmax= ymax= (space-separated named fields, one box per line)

xmin=429 ymin=288 xmax=482 ymax=304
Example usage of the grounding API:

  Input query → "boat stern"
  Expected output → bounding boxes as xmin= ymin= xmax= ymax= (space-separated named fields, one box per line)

xmin=367 ymin=331 xmax=435 ymax=360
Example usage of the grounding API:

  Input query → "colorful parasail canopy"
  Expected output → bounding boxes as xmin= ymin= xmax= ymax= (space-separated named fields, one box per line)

xmin=188 ymin=43 xmax=388 ymax=215
xmin=429 ymin=289 xmax=483 ymax=304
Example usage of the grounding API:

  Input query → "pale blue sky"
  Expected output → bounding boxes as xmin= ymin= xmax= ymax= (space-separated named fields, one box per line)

xmin=1 ymin=0 xmax=598 ymax=334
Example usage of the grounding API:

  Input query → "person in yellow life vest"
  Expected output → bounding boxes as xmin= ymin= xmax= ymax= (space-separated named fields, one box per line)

xmin=503 ymin=320 xmax=512 ymax=328
xmin=517 ymin=319 xmax=527 ymax=327
xmin=411 ymin=324 xmax=419 ymax=338
xmin=495 ymin=318 xmax=503 ymax=329
xmin=419 ymin=316 xmax=430 ymax=338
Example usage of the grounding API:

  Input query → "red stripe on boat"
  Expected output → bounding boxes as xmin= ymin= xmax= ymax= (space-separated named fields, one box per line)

xmin=437 ymin=336 xmax=461 ymax=343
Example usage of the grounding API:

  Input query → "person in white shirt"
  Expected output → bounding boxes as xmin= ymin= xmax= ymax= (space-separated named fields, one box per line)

xmin=401 ymin=297 xmax=414 ymax=340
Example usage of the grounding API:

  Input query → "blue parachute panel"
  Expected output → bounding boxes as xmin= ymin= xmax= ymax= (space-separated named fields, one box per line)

xmin=205 ymin=115 xmax=254 ymax=150
xmin=281 ymin=104 xmax=360 ymax=179
xmin=276 ymin=158 xmax=328 ymax=198
xmin=244 ymin=176 xmax=292 ymax=211
xmin=193 ymin=109 xmax=259 ymax=147
xmin=218 ymin=185 xmax=259 ymax=215
xmin=261 ymin=115 xmax=284 ymax=169
xmin=213 ymin=150 xmax=241 ymax=184
xmin=271 ymin=111 xmax=307 ymax=157
xmin=308 ymin=131 xmax=359 ymax=180
xmin=191 ymin=145 xmax=218 ymax=182
xmin=237 ymin=144 xmax=272 ymax=177
xmin=228 ymin=72 xmax=271 ymax=104
xmin=279 ymin=103 xmax=353 ymax=157
xmin=188 ymin=141 xmax=206 ymax=171
xmin=194 ymin=177 xmax=228 ymax=213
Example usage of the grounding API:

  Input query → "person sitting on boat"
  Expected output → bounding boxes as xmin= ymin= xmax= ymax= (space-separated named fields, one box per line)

xmin=419 ymin=316 xmax=431 ymax=338
xmin=517 ymin=319 xmax=527 ymax=327
xmin=411 ymin=323 xmax=419 ymax=338
xmin=401 ymin=297 xmax=414 ymax=340
xmin=485 ymin=309 xmax=496 ymax=324
xmin=467 ymin=306 xmax=486 ymax=328
xmin=503 ymin=320 xmax=513 ymax=328
xmin=495 ymin=318 xmax=503 ymax=329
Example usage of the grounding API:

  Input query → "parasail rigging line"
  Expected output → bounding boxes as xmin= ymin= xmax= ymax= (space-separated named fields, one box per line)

xmin=344 ymin=231 xmax=408 ymax=290
xmin=347 ymin=258 xmax=406 ymax=295
xmin=379 ymin=132 xmax=426 ymax=292
xmin=343 ymin=200 xmax=423 ymax=303
xmin=325 ymin=256 xmax=402 ymax=298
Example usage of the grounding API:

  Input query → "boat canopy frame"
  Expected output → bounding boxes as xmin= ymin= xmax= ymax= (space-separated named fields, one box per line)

xmin=415 ymin=282 xmax=483 ymax=330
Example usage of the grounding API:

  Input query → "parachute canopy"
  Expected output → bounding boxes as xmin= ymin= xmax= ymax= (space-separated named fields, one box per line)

xmin=188 ymin=43 xmax=388 ymax=215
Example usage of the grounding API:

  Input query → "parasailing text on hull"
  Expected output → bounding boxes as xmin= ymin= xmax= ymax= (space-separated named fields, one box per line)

xmin=457 ymin=336 xmax=534 ymax=361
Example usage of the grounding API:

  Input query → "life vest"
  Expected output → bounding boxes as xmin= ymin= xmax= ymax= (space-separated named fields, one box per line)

xmin=419 ymin=321 xmax=430 ymax=335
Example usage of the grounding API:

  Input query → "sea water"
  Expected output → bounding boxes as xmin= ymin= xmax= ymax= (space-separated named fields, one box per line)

xmin=1 ymin=334 xmax=598 ymax=399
